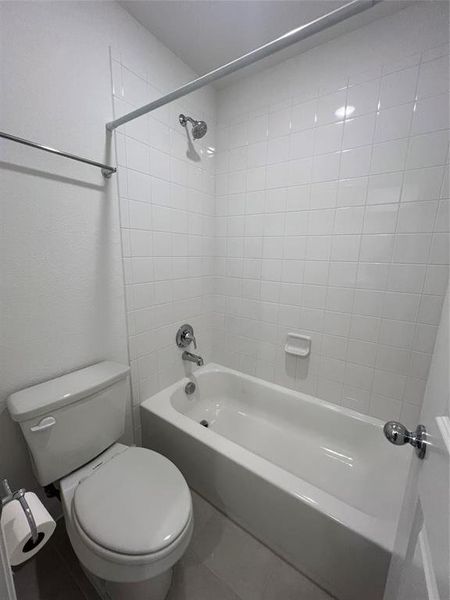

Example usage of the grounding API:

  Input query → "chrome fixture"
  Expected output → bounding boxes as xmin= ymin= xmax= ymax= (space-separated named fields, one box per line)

xmin=383 ymin=422 xmax=427 ymax=459
xmin=0 ymin=130 xmax=116 ymax=178
xmin=182 ymin=351 xmax=204 ymax=367
xmin=106 ymin=0 xmax=381 ymax=131
xmin=179 ymin=114 xmax=208 ymax=140
xmin=185 ymin=381 xmax=196 ymax=395
xmin=176 ymin=324 xmax=198 ymax=349
xmin=1 ymin=478 xmax=39 ymax=544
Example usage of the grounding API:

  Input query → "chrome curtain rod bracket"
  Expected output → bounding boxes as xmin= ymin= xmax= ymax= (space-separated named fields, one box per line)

xmin=0 ymin=131 xmax=117 ymax=178
xmin=106 ymin=0 xmax=380 ymax=131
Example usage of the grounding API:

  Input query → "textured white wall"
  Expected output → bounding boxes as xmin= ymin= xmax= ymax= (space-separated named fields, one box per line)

xmin=212 ymin=2 xmax=449 ymax=427
xmin=0 ymin=1 xmax=208 ymax=488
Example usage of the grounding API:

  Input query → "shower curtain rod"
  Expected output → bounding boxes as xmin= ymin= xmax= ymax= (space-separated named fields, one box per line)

xmin=106 ymin=0 xmax=380 ymax=131
xmin=0 ymin=131 xmax=117 ymax=178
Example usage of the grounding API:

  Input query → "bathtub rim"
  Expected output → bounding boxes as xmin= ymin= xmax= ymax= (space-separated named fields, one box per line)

xmin=140 ymin=362 xmax=411 ymax=553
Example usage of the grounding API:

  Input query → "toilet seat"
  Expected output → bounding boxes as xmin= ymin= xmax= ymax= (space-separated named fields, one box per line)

xmin=61 ymin=444 xmax=193 ymax=583
xmin=73 ymin=446 xmax=191 ymax=556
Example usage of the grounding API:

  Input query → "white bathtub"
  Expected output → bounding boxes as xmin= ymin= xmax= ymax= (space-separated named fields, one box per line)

xmin=141 ymin=363 xmax=410 ymax=600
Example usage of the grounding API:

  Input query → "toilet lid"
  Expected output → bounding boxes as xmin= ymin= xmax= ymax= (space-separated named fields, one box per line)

xmin=73 ymin=447 xmax=191 ymax=556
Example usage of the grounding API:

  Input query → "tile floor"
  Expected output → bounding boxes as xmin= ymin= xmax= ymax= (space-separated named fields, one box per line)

xmin=13 ymin=490 xmax=333 ymax=600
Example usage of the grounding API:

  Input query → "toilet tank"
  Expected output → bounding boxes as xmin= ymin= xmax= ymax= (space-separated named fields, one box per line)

xmin=7 ymin=362 xmax=130 ymax=486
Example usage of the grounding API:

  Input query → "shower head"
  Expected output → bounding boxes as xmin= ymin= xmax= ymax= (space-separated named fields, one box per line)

xmin=179 ymin=114 xmax=208 ymax=139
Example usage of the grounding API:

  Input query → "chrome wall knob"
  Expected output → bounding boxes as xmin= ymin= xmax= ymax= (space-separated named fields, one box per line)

xmin=176 ymin=324 xmax=197 ymax=349
xmin=383 ymin=421 xmax=409 ymax=445
xmin=383 ymin=421 xmax=427 ymax=459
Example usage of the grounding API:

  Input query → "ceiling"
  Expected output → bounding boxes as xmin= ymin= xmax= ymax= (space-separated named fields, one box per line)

xmin=119 ymin=1 xmax=410 ymax=87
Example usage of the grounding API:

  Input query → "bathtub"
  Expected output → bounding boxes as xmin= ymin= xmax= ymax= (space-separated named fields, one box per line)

xmin=140 ymin=363 xmax=410 ymax=600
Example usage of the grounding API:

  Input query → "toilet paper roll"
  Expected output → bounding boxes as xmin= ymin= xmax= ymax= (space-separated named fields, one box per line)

xmin=1 ymin=492 xmax=56 ymax=566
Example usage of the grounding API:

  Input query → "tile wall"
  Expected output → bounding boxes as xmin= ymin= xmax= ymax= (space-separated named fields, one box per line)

xmin=212 ymin=22 xmax=449 ymax=424
xmin=113 ymin=2 xmax=449 ymax=433
xmin=111 ymin=48 xmax=216 ymax=441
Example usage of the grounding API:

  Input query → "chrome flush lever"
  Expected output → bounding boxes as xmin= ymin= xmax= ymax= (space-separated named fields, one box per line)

xmin=383 ymin=422 xmax=427 ymax=459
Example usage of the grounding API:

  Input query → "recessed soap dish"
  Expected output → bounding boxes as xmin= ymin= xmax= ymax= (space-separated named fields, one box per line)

xmin=285 ymin=333 xmax=311 ymax=358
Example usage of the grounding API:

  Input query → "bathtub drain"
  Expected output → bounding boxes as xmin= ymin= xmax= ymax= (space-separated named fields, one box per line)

xmin=200 ymin=419 xmax=209 ymax=428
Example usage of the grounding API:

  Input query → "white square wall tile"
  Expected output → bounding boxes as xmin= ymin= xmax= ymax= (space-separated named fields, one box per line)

xmin=323 ymin=311 xmax=351 ymax=337
xmin=417 ymin=55 xmax=449 ymax=99
xmin=340 ymin=146 xmax=372 ymax=179
xmin=413 ymin=323 xmax=438 ymax=354
xmin=382 ymin=292 xmax=420 ymax=321
xmin=370 ymin=139 xmax=408 ymax=174
xmin=393 ymin=234 xmax=432 ymax=263
xmin=347 ymin=339 xmax=377 ymax=367
xmin=344 ymin=362 xmax=374 ymax=390
xmin=342 ymin=113 xmax=376 ymax=150
xmin=331 ymin=235 xmax=361 ymax=261
xmin=346 ymin=79 xmax=380 ymax=117
xmin=372 ymin=369 xmax=406 ymax=400
xmin=397 ymin=201 xmax=438 ymax=233
xmin=374 ymin=103 xmax=413 ymax=143
xmin=401 ymin=166 xmax=445 ymax=203
xmin=387 ymin=264 xmax=426 ymax=293
xmin=429 ymin=233 xmax=450 ymax=265
xmin=379 ymin=66 xmax=418 ymax=109
xmin=314 ymin=122 xmax=344 ymax=155
xmin=356 ymin=262 xmax=389 ymax=290
xmin=316 ymin=89 xmax=347 ymax=125
xmin=417 ymin=294 xmax=445 ymax=325
xmin=334 ymin=206 xmax=365 ymax=234
xmin=268 ymin=107 xmax=291 ymax=138
xmin=326 ymin=287 xmax=354 ymax=313
xmin=312 ymin=152 xmax=340 ymax=182
xmin=350 ymin=315 xmax=380 ymax=342
xmin=370 ymin=394 xmax=402 ymax=421
xmin=342 ymin=385 xmax=370 ymax=413
xmin=290 ymin=129 xmax=314 ymax=160
xmin=363 ymin=203 xmax=398 ymax=234
xmin=337 ymin=177 xmax=368 ymax=207
xmin=328 ymin=261 xmax=358 ymax=287
xmin=423 ymin=265 xmax=449 ymax=294
xmin=353 ymin=289 xmax=384 ymax=317
xmin=291 ymin=99 xmax=317 ymax=132
xmin=360 ymin=234 xmax=395 ymax=262
xmin=367 ymin=172 xmax=402 ymax=205
xmin=379 ymin=319 xmax=415 ymax=349
xmin=310 ymin=181 xmax=338 ymax=209
xmin=307 ymin=209 xmax=335 ymax=235
xmin=407 ymin=130 xmax=449 ymax=170
xmin=411 ymin=94 xmax=449 ymax=136
xmin=305 ymin=236 xmax=331 ymax=260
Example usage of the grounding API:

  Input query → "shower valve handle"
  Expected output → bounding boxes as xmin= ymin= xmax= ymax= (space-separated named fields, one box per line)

xmin=176 ymin=324 xmax=197 ymax=349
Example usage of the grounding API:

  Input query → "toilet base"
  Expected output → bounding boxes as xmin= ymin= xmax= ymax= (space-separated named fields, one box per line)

xmin=83 ymin=565 xmax=173 ymax=600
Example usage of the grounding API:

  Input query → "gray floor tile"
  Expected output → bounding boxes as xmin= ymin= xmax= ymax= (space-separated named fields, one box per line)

xmin=190 ymin=490 xmax=333 ymax=600
xmin=263 ymin=554 xmax=334 ymax=600
xmin=167 ymin=550 xmax=240 ymax=600
xmin=13 ymin=493 xmax=334 ymax=600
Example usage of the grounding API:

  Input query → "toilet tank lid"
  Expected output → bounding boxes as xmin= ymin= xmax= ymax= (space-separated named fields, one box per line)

xmin=8 ymin=361 xmax=130 ymax=422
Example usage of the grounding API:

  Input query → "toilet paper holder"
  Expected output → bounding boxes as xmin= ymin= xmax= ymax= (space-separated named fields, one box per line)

xmin=1 ymin=479 xmax=39 ymax=545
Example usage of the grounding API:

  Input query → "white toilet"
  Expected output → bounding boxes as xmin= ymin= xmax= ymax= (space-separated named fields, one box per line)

xmin=7 ymin=361 xmax=193 ymax=600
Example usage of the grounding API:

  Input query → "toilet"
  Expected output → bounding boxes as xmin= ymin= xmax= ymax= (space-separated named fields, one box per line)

xmin=7 ymin=361 xmax=193 ymax=600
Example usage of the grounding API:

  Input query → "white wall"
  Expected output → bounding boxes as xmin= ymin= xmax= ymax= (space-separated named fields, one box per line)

xmin=0 ymin=1 xmax=213 ymax=487
xmin=1 ymin=0 xmax=448 ymax=492
xmin=111 ymin=34 xmax=216 ymax=443
xmin=212 ymin=1 xmax=449 ymax=426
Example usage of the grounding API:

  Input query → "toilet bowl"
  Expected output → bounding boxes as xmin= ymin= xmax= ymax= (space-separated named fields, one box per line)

xmin=60 ymin=443 xmax=193 ymax=600
xmin=7 ymin=361 xmax=193 ymax=600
